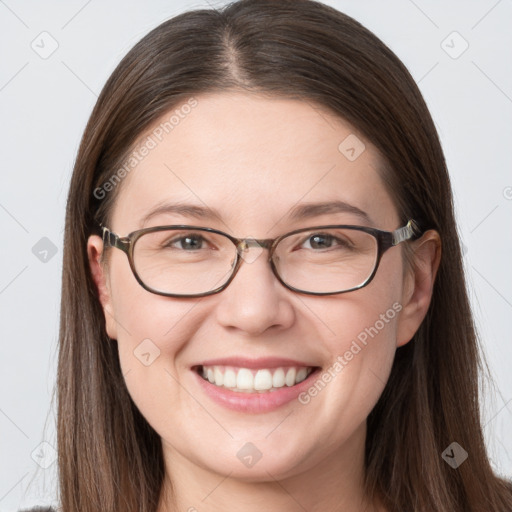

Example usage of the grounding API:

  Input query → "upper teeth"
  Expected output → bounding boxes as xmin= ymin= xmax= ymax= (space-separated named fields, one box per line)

xmin=200 ymin=365 xmax=313 ymax=392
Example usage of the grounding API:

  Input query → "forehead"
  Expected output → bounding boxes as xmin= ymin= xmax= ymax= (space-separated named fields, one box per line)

xmin=110 ymin=92 xmax=398 ymax=233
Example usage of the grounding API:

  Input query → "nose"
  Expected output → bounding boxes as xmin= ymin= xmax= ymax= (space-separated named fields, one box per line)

xmin=214 ymin=246 xmax=295 ymax=336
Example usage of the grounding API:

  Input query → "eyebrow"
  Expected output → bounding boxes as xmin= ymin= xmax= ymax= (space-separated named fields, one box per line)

xmin=140 ymin=199 xmax=372 ymax=226
xmin=287 ymin=200 xmax=372 ymax=224
xmin=141 ymin=201 xmax=223 ymax=226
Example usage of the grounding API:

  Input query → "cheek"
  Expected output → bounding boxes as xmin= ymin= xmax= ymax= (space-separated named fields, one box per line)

xmin=108 ymin=249 xmax=201 ymax=349
xmin=295 ymin=251 xmax=404 ymax=433
xmin=308 ymin=290 xmax=401 ymax=404
xmin=106 ymin=254 xmax=206 ymax=411
xmin=313 ymin=248 xmax=404 ymax=353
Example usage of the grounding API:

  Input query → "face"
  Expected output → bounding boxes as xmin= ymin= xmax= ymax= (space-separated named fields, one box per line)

xmin=88 ymin=92 xmax=433 ymax=483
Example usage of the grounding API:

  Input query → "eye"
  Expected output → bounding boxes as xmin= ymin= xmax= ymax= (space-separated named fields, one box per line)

xmin=301 ymin=232 xmax=351 ymax=250
xmin=166 ymin=234 xmax=208 ymax=251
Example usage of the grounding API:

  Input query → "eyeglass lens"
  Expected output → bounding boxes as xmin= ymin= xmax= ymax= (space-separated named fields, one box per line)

xmin=132 ymin=227 xmax=379 ymax=296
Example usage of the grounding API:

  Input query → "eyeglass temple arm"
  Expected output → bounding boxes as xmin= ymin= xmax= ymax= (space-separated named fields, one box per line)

xmin=101 ymin=226 xmax=130 ymax=252
xmin=392 ymin=220 xmax=421 ymax=246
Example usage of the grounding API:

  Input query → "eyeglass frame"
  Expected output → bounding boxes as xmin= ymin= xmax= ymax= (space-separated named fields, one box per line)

xmin=99 ymin=219 xmax=421 ymax=298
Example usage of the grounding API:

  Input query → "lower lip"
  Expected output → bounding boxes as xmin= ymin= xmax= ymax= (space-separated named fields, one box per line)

xmin=193 ymin=368 xmax=321 ymax=413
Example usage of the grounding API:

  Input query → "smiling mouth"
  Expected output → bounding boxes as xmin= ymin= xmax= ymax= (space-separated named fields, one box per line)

xmin=194 ymin=365 xmax=318 ymax=393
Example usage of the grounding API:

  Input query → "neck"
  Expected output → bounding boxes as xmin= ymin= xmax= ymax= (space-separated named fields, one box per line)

xmin=157 ymin=424 xmax=383 ymax=512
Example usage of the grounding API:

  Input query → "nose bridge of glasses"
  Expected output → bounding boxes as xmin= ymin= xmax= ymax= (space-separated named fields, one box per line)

xmin=237 ymin=237 xmax=274 ymax=253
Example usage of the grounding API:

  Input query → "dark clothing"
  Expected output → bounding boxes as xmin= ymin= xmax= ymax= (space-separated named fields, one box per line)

xmin=19 ymin=508 xmax=55 ymax=511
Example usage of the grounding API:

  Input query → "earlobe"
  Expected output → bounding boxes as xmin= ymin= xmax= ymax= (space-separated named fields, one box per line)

xmin=396 ymin=230 xmax=441 ymax=347
xmin=87 ymin=235 xmax=118 ymax=340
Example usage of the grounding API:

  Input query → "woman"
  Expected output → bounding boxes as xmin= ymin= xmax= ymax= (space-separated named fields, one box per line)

xmin=24 ymin=0 xmax=512 ymax=510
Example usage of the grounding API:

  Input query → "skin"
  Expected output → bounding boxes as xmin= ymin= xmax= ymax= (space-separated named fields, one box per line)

xmin=88 ymin=92 xmax=441 ymax=512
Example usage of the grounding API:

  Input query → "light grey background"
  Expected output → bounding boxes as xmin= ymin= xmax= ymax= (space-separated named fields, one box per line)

xmin=0 ymin=0 xmax=511 ymax=510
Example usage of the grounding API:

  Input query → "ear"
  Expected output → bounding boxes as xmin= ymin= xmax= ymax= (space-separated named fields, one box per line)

xmin=396 ymin=230 xmax=441 ymax=347
xmin=87 ymin=235 xmax=118 ymax=340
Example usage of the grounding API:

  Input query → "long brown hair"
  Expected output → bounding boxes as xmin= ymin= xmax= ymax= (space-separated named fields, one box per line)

xmin=58 ymin=1 xmax=512 ymax=510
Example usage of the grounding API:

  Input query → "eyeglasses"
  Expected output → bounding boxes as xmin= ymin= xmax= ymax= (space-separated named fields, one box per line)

xmin=100 ymin=220 xmax=420 ymax=298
